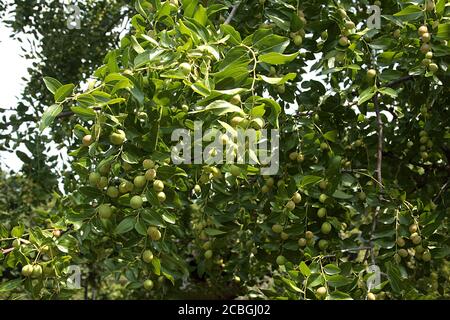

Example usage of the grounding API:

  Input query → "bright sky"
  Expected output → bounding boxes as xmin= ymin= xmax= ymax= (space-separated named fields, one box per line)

xmin=0 ymin=21 xmax=33 ymax=173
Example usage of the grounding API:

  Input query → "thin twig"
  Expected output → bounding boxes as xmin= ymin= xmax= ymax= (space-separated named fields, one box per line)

xmin=366 ymin=93 xmax=384 ymax=265
xmin=224 ymin=1 xmax=241 ymax=25
xmin=383 ymin=75 xmax=415 ymax=88
xmin=434 ymin=179 xmax=450 ymax=203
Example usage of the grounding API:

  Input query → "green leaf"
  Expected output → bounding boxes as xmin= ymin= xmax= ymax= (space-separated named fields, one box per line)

xmin=393 ymin=5 xmax=422 ymax=20
xmin=0 ymin=279 xmax=23 ymax=292
xmin=43 ymin=77 xmax=62 ymax=94
xmin=193 ymin=4 xmax=207 ymax=26
xmin=152 ymin=257 xmax=161 ymax=276
xmin=11 ymin=224 xmax=24 ymax=238
xmin=130 ymin=35 xmax=145 ymax=54
xmin=190 ymin=100 xmax=245 ymax=116
xmin=259 ymin=73 xmax=296 ymax=85
xmin=54 ymin=84 xmax=75 ymax=102
xmin=258 ymin=52 xmax=299 ymax=65
xmin=378 ymin=87 xmax=398 ymax=98
xmin=203 ymin=228 xmax=226 ymax=236
xmin=332 ymin=190 xmax=353 ymax=200
xmin=324 ymin=264 xmax=341 ymax=275
xmin=70 ymin=106 xmax=96 ymax=119
xmin=299 ymin=261 xmax=311 ymax=277
xmin=114 ymin=216 xmax=136 ymax=234
xmin=386 ymin=261 xmax=403 ymax=293
xmin=358 ymin=86 xmax=376 ymax=105
xmin=162 ymin=211 xmax=176 ymax=224
xmin=323 ymin=130 xmax=338 ymax=142
xmin=39 ymin=104 xmax=63 ymax=132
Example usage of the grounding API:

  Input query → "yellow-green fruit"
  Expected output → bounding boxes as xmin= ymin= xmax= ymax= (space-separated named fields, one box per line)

xmin=122 ymin=162 xmax=133 ymax=172
xmin=321 ymin=30 xmax=328 ymax=40
xmin=12 ymin=239 xmax=21 ymax=248
xmin=276 ymin=255 xmax=286 ymax=265
xmin=318 ymin=239 xmax=329 ymax=250
xmin=147 ymin=226 xmax=161 ymax=241
xmin=261 ymin=185 xmax=270 ymax=193
xmin=98 ymin=204 xmax=113 ymax=219
xmin=143 ymin=159 xmax=155 ymax=169
xmin=367 ymin=69 xmax=377 ymax=80
xmin=409 ymin=224 xmax=418 ymax=233
xmin=98 ymin=176 xmax=108 ymax=189
xmin=294 ymin=35 xmax=303 ymax=46
xmin=358 ymin=192 xmax=367 ymax=201
xmin=142 ymin=250 xmax=154 ymax=263
xmin=109 ymin=130 xmax=126 ymax=145
xmin=418 ymin=25 xmax=428 ymax=36
xmin=320 ymin=142 xmax=329 ymax=151
xmin=230 ymin=94 xmax=241 ymax=105
xmin=286 ymin=200 xmax=296 ymax=211
xmin=145 ymin=169 xmax=157 ymax=181
xmin=297 ymin=153 xmax=305 ymax=162
xmin=398 ymin=248 xmax=408 ymax=258
xmin=298 ymin=238 xmax=307 ymax=247
xmin=317 ymin=207 xmax=327 ymax=218
xmin=180 ymin=62 xmax=191 ymax=76
xmin=98 ymin=164 xmax=110 ymax=176
xmin=292 ymin=192 xmax=302 ymax=204
xmin=410 ymin=233 xmax=422 ymax=244
xmin=134 ymin=176 xmax=147 ymax=189
xmin=202 ymin=241 xmax=212 ymax=250
xmin=425 ymin=51 xmax=433 ymax=59
xmin=420 ymin=43 xmax=431 ymax=54
xmin=277 ymin=84 xmax=286 ymax=94
xmin=31 ymin=264 xmax=43 ymax=278
xmin=422 ymin=251 xmax=432 ymax=262
xmin=272 ymin=224 xmax=283 ymax=234
xmin=231 ymin=116 xmax=244 ymax=127
xmin=319 ymin=180 xmax=328 ymax=190
xmin=89 ymin=172 xmax=101 ymax=186
xmin=265 ymin=177 xmax=275 ymax=187
xmin=193 ymin=184 xmax=201 ymax=194
xmin=289 ymin=152 xmax=299 ymax=161
xmin=415 ymin=245 xmax=425 ymax=254
xmin=82 ymin=135 xmax=93 ymax=147
xmin=319 ymin=194 xmax=328 ymax=203
xmin=251 ymin=117 xmax=265 ymax=130
xmin=119 ymin=181 xmax=134 ymax=194
xmin=429 ymin=63 xmax=438 ymax=73
xmin=143 ymin=279 xmax=154 ymax=290
xmin=153 ymin=180 xmax=165 ymax=192
xmin=21 ymin=264 xmax=33 ymax=277
xmin=345 ymin=20 xmax=355 ymax=30
xmin=281 ymin=232 xmax=289 ymax=240
xmin=316 ymin=286 xmax=327 ymax=299
xmin=367 ymin=292 xmax=376 ymax=300
xmin=321 ymin=222 xmax=332 ymax=234
xmin=396 ymin=238 xmax=405 ymax=247
xmin=130 ymin=195 xmax=143 ymax=209
xmin=305 ymin=231 xmax=314 ymax=240
xmin=204 ymin=250 xmax=213 ymax=259
xmin=338 ymin=36 xmax=349 ymax=46
xmin=230 ymin=165 xmax=241 ymax=177
xmin=157 ymin=191 xmax=166 ymax=202
xmin=393 ymin=29 xmax=401 ymax=38
xmin=425 ymin=0 xmax=435 ymax=11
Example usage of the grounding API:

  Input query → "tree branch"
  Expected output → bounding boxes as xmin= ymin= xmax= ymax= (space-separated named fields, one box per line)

xmin=224 ymin=1 xmax=241 ymax=25
xmin=383 ymin=75 xmax=415 ymax=88
xmin=366 ymin=93 xmax=384 ymax=265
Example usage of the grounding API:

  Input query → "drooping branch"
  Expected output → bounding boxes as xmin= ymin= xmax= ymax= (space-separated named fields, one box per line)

xmin=366 ymin=92 xmax=384 ymax=265
xmin=384 ymin=75 xmax=415 ymax=88
xmin=224 ymin=1 xmax=241 ymax=25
